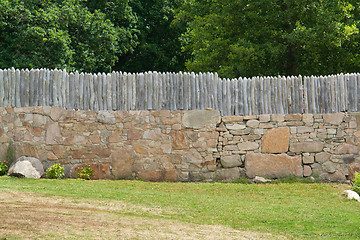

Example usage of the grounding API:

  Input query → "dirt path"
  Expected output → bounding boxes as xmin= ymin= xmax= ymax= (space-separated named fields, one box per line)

xmin=0 ymin=190 xmax=286 ymax=240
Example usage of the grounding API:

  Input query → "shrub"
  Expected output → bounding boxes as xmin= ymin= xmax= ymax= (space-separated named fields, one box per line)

xmin=46 ymin=164 xmax=65 ymax=179
xmin=351 ymin=171 xmax=360 ymax=195
xmin=0 ymin=160 xmax=8 ymax=176
xmin=77 ymin=165 xmax=95 ymax=180
xmin=6 ymin=142 xmax=16 ymax=167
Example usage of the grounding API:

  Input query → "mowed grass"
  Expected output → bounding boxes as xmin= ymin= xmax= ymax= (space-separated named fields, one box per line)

xmin=0 ymin=176 xmax=359 ymax=239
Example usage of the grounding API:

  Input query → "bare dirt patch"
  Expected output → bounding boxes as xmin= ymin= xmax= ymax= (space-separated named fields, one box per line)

xmin=0 ymin=190 xmax=285 ymax=240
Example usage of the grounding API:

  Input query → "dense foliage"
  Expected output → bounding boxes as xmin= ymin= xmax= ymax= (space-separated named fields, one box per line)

xmin=176 ymin=0 xmax=360 ymax=78
xmin=0 ymin=0 xmax=359 ymax=77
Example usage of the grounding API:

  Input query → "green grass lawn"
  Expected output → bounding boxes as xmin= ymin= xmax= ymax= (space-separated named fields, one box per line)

xmin=0 ymin=176 xmax=359 ymax=239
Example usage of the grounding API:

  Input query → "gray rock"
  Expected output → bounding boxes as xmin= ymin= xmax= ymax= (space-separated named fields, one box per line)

xmin=342 ymin=190 xmax=360 ymax=202
xmin=214 ymin=167 xmax=245 ymax=182
xmin=253 ymin=176 xmax=271 ymax=183
xmin=8 ymin=156 xmax=44 ymax=178
xmin=97 ymin=111 xmax=116 ymax=124
xmin=182 ymin=110 xmax=220 ymax=129
xmin=220 ymin=155 xmax=243 ymax=168
xmin=322 ymin=161 xmax=337 ymax=173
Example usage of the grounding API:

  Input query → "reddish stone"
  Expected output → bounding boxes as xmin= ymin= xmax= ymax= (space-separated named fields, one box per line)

xmin=30 ymin=127 xmax=42 ymax=137
xmin=47 ymin=151 xmax=58 ymax=160
xmin=245 ymin=152 xmax=303 ymax=178
xmin=89 ymin=134 xmax=101 ymax=144
xmin=261 ymin=127 xmax=290 ymax=153
xmin=171 ymin=131 xmax=187 ymax=150
xmin=111 ymin=149 xmax=135 ymax=179
xmin=127 ymin=129 xmax=142 ymax=140
xmin=108 ymin=134 xmax=122 ymax=143
xmin=52 ymin=146 xmax=69 ymax=159
xmin=72 ymin=151 xmax=83 ymax=159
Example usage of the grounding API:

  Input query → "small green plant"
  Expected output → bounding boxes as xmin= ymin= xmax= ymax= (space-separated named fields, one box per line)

xmin=351 ymin=171 xmax=360 ymax=195
xmin=77 ymin=165 xmax=95 ymax=180
xmin=46 ymin=163 xmax=65 ymax=179
xmin=0 ymin=159 xmax=9 ymax=176
xmin=6 ymin=142 xmax=16 ymax=166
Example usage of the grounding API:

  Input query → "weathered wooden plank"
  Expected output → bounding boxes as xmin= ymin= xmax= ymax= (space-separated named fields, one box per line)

xmin=15 ymin=69 xmax=21 ymax=107
xmin=213 ymin=73 xmax=219 ymax=111
xmin=105 ymin=73 xmax=111 ymax=110
xmin=357 ymin=73 xmax=360 ymax=112
xmin=242 ymin=77 xmax=248 ymax=115
xmin=238 ymin=77 xmax=244 ymax=115
xmin=68 ymin=72 xmax=74 ymax=109
xmin=19 ymin=69 xmax=25 ymax=107
xmin=0 ymin=70 xmax=3 ymax=107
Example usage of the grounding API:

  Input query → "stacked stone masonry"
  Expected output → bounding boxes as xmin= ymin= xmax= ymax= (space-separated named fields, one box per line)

xmin=0 ymin=107 xmax=359 ymax=182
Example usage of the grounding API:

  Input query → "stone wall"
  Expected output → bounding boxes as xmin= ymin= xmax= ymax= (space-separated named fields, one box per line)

xmin=0 ymin=107 xmax=359 ymax=182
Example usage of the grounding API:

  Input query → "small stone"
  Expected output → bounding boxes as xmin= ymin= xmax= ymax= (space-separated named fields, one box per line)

xmin=127 ymin=129 xmax=142 ymax=140
xmin=322 ymin=161 xmax=337 ymax=173
xmin=253 ymin=176 xmax=271 ymax=183
xmin=226 ymin=124 xmax=246 ymax=130
xmin=342 ymin=190 xmax=360 ymax=202
xmin=97 ymin=111 xmax=116 ymax=124
xmin=303 ymin=165 xmax=312 ymax=177
xmin=284 ymin=114 xmax=302 ymax=121
xmin=259 ymin=114 xmax=270 ymax=122
xmin=327 ymin=128 xmax=337 ymax=135
xmin=222 ymin=116 xmax=244 ymax=123
xmin=290 ymin=142 xmax=323 ymax=153
xmin=246 ymin=120 xmax=260 ymax=128
xmin=297 ymin=126 xmax=313 ymax=134
xmin=237 ymin=142 xmax=259 ymax=151
xmin=315 ymin=152 xmax=330 ymax=163
xmin=302 ymin=114 xmax=313 ymax=123
xmin=303 ymin=155 xmax=314 ymax=164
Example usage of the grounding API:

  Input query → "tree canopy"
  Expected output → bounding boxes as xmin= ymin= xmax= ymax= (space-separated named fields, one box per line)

xmin=0 ymin=0 xmax=359 ymax=77
xmin=176 ymin=0 xmax=360 ymax=78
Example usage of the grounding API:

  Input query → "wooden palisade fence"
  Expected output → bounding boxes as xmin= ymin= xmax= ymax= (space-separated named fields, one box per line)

xmin=0 ymin=68 xmax=358 ymax=115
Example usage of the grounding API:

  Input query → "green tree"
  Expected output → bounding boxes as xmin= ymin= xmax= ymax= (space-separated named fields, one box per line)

xmin=176 ymin=0 xmax=359 ymax=78
xmin=0 ymin=0 xmax=137 ymax=73
xmin=116 ymin=0 xmax=186 ymax=73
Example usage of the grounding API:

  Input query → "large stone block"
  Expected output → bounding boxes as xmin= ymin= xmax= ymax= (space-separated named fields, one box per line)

xmin=182 ymin=110 xmax=220 ymax=129
xmin=245 ymin=152 xmax=303 ymax=178
xmin=323 ymin=113 xmax=344 ymax=125
xmin=220 ymin=155 xmax=243 ymax=168
xmin=136 ymin=169 xmax=178 ymax=182
xmin=46 ymin=122 xmax=62 ymax=145
xmin=214 ymin=167 xmax=245 ymax=182
xmin=334 ymin=143 xmax=359 ymax=155
xmin=171 ymin=131 xmax=187 ymax=150
xmin=111 ymin=149 xmax=135 ymax=179
xmin=261 ymin=127 xmax=290 ymax=153
xmin=290 ymin=142 xmax=323 ymax=153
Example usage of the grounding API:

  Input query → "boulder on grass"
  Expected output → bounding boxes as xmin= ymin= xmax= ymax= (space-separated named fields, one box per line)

xmin=342 ymin=190 xmax=360 ymax=202
xmin=8 ymin=156 xmax=44 ymax=179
